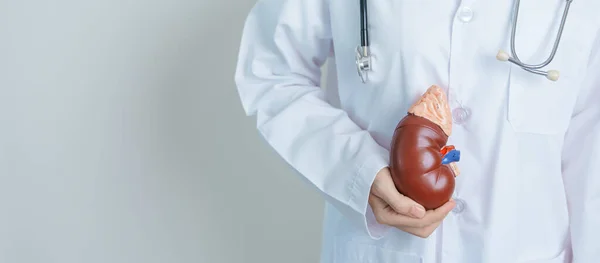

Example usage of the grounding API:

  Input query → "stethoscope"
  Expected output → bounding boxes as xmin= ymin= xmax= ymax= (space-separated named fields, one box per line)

xmin=356 ymin=0 xmax=574 ymax=83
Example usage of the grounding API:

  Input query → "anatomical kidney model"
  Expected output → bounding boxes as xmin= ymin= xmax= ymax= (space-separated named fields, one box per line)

xmin=389 ymin=85 xmax=461 ymax=210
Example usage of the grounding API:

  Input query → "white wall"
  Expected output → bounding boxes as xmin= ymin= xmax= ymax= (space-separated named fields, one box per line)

xmin=0 ymin=1 xmax=324 ymax=262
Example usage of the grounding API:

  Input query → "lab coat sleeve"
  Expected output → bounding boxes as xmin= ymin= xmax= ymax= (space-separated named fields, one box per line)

xmin=561 ymin=31 xmax=600 ymax=262
xmin=234 ymin=0 xmax=391 ymax=239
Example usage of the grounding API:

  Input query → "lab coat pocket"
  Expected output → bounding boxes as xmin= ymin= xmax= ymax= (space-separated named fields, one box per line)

xmin=505 ymin=36 xmax=589 ymax=135
xmin=505 ymin=1 xmax=596 ymax=135
xmin=333 ymin=239 xmax=423 ymax=263
xmin=519 ymin=248 xmax=569 ymax=263
xmin=506 ymin=67 xmax=577 ymax=135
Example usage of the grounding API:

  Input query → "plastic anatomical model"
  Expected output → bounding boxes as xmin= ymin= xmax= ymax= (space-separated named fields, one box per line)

xmin=389 ymin=85 xmax=461 ymax=210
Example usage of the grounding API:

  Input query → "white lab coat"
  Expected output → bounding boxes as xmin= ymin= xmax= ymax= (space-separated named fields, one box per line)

xmin=234 ymin=0 xmax=600 ymax=262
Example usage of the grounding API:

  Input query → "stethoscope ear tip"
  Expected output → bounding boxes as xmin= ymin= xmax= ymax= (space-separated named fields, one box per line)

xmin=496 ymin=50 xmax=510 ymax=62
xmin=496 ymin=49 xmax=560 ymax=82
xmin=546 ymin=70 xmax=560 ymax=81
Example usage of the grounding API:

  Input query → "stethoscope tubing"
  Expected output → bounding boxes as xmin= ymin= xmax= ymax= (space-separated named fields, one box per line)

xmin=356 ymin=0 xmax=573 ymax=82
xmin=360 ymin=0 xmax=369 ymax=56
xmin=509 ymin=0 xmax=573 ymax=74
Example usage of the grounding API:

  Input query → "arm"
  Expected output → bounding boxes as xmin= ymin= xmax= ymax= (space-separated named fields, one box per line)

xmin=561 ymin=31 xmax=600 ymax=262
xmin=234 ymin=0 xmax=391 ymax=238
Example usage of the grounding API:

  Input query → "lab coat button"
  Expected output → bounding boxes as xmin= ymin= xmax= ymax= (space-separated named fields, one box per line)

xmin=453 ymin=199 xmax=466 ymax=213
xmin=458 ymin=7 xmax=474 ymax=22
xmin=452 ymin=107 xmax=470 ymax=124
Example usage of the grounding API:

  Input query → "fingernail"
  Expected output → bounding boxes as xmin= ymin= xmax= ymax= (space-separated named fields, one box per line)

xmin=410 ymin=205 xmax=426 ymax=218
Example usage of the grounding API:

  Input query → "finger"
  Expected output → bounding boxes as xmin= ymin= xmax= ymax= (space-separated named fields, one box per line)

xmin=368 ymin=193 xmax=388 ymax=211
xmin=368 ymin=194 xmax=393 ymax=225
xmin=417 ymin=199 xmax=456 ymax=226
xmin=389 ymin=193 xmax=427 ymax=218
xmin=372 ymin=180 xmax=426 ymax=218
xmin=386 ymin=199 xmax=456 ymax=228
xmin=402 ymin=217 xmax=445 ymax=238
xmin=424 ymin=199 xmax=456 ymax=223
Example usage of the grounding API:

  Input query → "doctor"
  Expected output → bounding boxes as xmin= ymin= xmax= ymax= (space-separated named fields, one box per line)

xmin=234 ymin=0 xmax=600 ymax=262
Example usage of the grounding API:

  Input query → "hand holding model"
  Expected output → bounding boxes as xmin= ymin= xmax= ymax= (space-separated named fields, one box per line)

xmin=369 ymin=85 xmax=461 ymax=238
xmin=369 ymin=167 xmax=456 ymax=238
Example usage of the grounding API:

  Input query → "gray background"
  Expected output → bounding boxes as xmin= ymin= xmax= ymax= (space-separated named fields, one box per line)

xmin=0 ymin=1 xmax=325 ymax=262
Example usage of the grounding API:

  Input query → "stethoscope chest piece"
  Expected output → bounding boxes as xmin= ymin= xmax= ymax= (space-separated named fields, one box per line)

xmin=356 ymin=46 xmax=371 ymax=83
xmin=355 ymin=0 xmax=372 ymax=83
